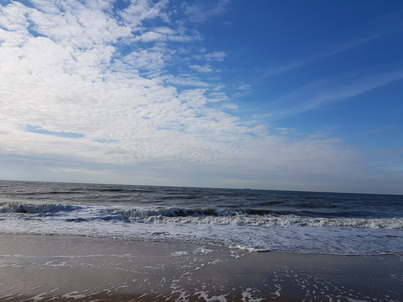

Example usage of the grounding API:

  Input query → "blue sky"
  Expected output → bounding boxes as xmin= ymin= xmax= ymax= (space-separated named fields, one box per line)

xmin=1 ymin=0 xmax=402 ymax=194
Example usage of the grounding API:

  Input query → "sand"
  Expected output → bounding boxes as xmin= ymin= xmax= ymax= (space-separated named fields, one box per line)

xmin=0 ymin=234 xmax=402 ymax=301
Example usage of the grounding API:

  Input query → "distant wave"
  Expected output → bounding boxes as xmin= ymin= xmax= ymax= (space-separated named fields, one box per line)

xmin=92 ymin=188 xmax=154 ymax=193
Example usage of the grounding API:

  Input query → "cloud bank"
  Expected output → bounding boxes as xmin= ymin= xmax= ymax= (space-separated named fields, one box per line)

xmin=0 ymin=0 xmax=401 ymax=194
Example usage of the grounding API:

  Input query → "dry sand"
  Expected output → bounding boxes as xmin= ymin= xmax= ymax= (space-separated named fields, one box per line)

xmin=0 ymin=234 xmax=402 ymax=301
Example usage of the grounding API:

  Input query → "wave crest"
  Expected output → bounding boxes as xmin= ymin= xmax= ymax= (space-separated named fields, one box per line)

xmin=1 ymin=202 xmax=402 ymax=230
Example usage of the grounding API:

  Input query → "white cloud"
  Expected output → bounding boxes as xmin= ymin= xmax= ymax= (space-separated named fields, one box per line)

xmin=163 ymin=75 xmax=210 ymax=87
xmin=205 ymin=51 xmax=226 ymax=62
xmin=115 ymin=48 xmax=168 ymax=74
xmin=276 ymin=128 xmax=292 ymax=135
xmin=190 ymin=64 xmax=214 ymax=73
xmin=28 ymin=1 xmax=130 ymax=49
xmin=182 ymin=0 xmax=231 ymax=23
xmin=119 ymin=0 xmax=170 ymax=28
xmin=133 ymin=27 xmax=200 ymax=43
xmin=237 ymin=84 xmax=251 ymax=91
xmin=221 ymin=103 xmax=239 ymax=110
xmin=50 ymin=168 xmax=110 ymax=176
xmin=207 ymin=91 xmax=229 ymax=102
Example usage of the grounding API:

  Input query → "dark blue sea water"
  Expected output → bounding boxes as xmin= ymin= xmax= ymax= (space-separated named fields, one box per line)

xmin=1 ymin=180 xmax=402 ymax=255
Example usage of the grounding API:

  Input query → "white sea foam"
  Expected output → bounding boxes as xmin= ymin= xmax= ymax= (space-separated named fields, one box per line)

xmin=0 ymin=208 xmax=402 ymax=255
xmin=195 ymin=291 xmax=229 ymax=302
xmin=171 ymin=251 xmax=188 ymax=257
xmin=62 ymin=292 xmax=88 ymax=300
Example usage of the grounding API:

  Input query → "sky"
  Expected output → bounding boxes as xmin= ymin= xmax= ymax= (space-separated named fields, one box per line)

xmin=1 ymin=0 xmax=403 ymax=194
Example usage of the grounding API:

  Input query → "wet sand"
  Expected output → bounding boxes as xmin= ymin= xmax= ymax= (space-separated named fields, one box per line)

xmin=0 ymin=234 xmax=402 ymax=301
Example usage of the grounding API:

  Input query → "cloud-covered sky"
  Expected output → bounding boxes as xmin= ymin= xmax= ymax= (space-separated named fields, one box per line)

xmin=1 ymin=0 xmax=402 ymax=194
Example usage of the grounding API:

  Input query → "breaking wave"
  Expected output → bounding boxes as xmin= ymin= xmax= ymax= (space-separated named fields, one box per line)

xmin=1 ymin=202 xmax=402 ymax=230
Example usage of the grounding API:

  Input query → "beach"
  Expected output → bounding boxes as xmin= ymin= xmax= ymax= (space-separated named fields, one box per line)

xmin=0 ymin=234 xmax=402 ymax=301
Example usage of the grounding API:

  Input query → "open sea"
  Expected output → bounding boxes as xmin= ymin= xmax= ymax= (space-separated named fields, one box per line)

xmin=0 ymin=180 xmax=402 ymax=255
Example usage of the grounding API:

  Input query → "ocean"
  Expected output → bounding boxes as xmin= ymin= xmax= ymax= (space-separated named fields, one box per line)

xmin=1 ymin=180 xmax=402 ymax=256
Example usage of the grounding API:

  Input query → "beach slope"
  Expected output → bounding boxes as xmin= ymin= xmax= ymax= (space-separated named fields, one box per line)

xmin=0 ymin=234 xmax=402 ymax=301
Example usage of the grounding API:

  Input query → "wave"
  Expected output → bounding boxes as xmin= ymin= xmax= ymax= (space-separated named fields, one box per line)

xmin=256 ymin=200 xmax=285 ymax=206
xmin=159 ymin=195 xmax=199 ymax=200
xmin=1 ymin=202 xmax=402 ymax=230
xmin=127 ymin=212 xmax=403 ymax=230
xmin=93 ymin=187 xmax=154 ymax=193
xmin=0 ymin=202 xmax=82 ymax=214
xmin=0 ymin=202 xmax=271 ymax=217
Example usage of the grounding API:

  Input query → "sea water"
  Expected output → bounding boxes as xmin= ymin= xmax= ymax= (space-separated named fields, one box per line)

xmin=0 ymin=180 xmax=402 ymax=255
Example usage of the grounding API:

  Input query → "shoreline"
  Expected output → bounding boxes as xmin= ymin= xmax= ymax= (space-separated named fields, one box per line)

xmin=0 ymin=234 xmax=402 ymax=301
